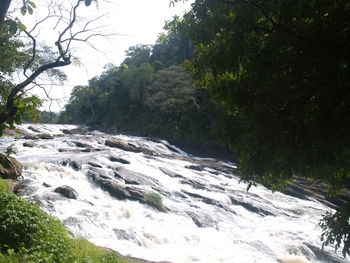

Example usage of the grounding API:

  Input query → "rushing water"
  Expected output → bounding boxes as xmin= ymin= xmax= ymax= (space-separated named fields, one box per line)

xmin=1 ymin=124 xmax=347 ymax=263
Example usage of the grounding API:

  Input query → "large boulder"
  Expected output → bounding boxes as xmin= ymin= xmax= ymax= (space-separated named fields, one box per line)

xmin=105 ymin=139 xmax=142 ymax=153
xmin=54 ymin=185 xmax=78 ymax=199
xmin=0 ymin=154 xmax=22 ymax=180
xmin=86 ymin=169 xmax=145 ymax=202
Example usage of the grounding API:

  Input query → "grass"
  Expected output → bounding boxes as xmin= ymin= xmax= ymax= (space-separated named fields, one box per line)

xmin=0 ymin=178 xmax=9 ymax=193
xmin=144 ymin=192 xmax=167 ymax=212
xmin=0 ymin=190 xmax=136 ymax=263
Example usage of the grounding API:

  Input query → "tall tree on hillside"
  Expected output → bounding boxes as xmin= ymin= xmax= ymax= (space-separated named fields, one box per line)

xmin=171 ymin=0 xmax=350 ymax=257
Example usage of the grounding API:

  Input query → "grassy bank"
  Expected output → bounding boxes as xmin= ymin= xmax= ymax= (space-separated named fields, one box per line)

xmin=0 ymin=179 xmax=135 ymax=263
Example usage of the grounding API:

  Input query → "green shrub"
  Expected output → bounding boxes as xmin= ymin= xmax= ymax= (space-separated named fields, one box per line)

xmin=0 ymin=191 xmax=73 ymax=263
xmin=144 ymin=192 xmax=167 ymax=212
xmin=0 ymin=191 xmax=136 ymax=263
xmin=0 ymin=179 xmax=9 ymax=193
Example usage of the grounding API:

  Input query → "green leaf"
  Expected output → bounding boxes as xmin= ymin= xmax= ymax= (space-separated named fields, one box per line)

xmin=18 ymin=21 xmax=27 ymax=31
xmin=20 ymin=6 xmax=27 ymax=16
xmin=27 ymin=0 xmax=36 ymax=8
xmin=28 ymin=6 xmax=33 ymax=15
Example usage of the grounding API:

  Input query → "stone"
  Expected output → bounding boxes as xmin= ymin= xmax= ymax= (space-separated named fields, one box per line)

xmin=185 ymin=165 xmax=205 ymax=172
xmin=28 ymin=126 xmax=40 ymax=132
xmin=74 ymin=141 xmax=90 ymax=148
xmin=61 ymin=160 xmax=81 ymax=171
xmin=105 ymin=139 xmax=142 ymax=153
xmin=54 ymin=185 xmax=78 ymax=199
xmin=62 ymin=127 xmax=87 ymax=135
xmin=23 ymin=142 xmax=35 ymax=148
xmin=108 ymin=156 xmax=130 ymax=164
xmin=69 ymin=161 xmax=81 ymax=171
xmin=0 ymin=154 xmax=22 ymax=180
xmin=229 ymin=196 xmax=274 ymax=216
xmin=88 ymin=162 xmax=103 ymax=168
xmin=86 ymin=169 xmax=145 ymax=202
xmin=38 ymin=133 xmax=54 ymax=139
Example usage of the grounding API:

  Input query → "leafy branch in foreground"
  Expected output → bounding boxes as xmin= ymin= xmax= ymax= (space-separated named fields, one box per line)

xmin=0 ymin=0 xmax=110 ymax=135
xmin=320 ymin=204 xmax=350 ymax=258
xmin=170 ymin=0 xmax=350 ymax=256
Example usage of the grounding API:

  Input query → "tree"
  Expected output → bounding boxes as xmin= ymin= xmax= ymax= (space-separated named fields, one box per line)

xmin=0 ymin=0 xmax=11 ymax=30
xmin=0 ymin=0 xmax=102 ymax=134
xmin=172 ymin=0 xmax=350 ymax=257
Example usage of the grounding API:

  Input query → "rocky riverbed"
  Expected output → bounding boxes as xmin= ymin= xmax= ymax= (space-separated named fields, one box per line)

xmin=0 ymin=124 xmax=348 ymax=263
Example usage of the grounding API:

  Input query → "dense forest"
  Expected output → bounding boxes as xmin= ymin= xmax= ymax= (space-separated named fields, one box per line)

xmin=59 ymin=34 xmax=230 ymax=157
xmin=1 ymin=0 xmax=349 ymax=258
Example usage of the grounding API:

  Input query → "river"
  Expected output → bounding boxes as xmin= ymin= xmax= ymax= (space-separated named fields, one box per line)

xmin=0 ymin=124 xmax=347 ymax=263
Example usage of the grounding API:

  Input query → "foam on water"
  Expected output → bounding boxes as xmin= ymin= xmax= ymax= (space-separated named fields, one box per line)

xmin=1 ymin=124 xmax=347 ymax=263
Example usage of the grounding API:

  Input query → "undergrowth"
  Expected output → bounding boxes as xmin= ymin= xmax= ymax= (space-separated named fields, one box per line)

xmin=0 ymin=190 xmax=133 ymax=263
xmin=0 ymin=179 xmax=9 ymax=193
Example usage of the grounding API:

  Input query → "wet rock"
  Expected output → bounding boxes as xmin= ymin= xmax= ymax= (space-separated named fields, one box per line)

xmin=0 ymin=153 xmax=22 ymax=179
xmin=2 ymin=127 xmax=32 ymax=138
xmin=142 ymin=148 xmax=157 ymax=156
xmin=62 ymin=129 xmax=73 ymax=135
xmin=182 ymin=190 xmax=205 ymax=200
xmin=186 ymin=165 xmax=205 ymax=172
xmin=86 ymin=169 xmax=145 ymax=202
xmin=160 ymin=167 xmax=184 ymax=178
xmin=38 ymin=133 xmax=54 ymax=139
xmin=115 ymin=169 xmax=160 ymax=187
xmin=42 ymin=182 xmax=51 ymax=187
xmin=229 ymin=196 xmax=274 ymax=216
xmin=282 ymin=184 xmax=311 ymax=201
xmin=28 ymin=126 xmax=40 ymax=132
xmin=63 ymin=217 xmax=82 ymax=229
xmin=23 ymin=142 xmax=36 ymax=148
xmin=305 ymin=243 xmax=348 ymax=263
xmin=54 ymin=185 xmax=78 ymax=199
xmin=14 ymin=179 xmax=36 ymax=196
xmin=61 ymin=159 xmax=81 ymax=171
xmin=109 ymin=156 xmax=130 ymax=164
xmin=105 ymin=139 xmax=142 ymax=153
xmin=163 ymin=144 xmax=181 ymax=154
xmin=88 ymin=162 xmax=103 ymax=168
xmin=181 ymin=190 xmax=228 ymax=210
xmin=113 ymin=229 xmax=141 ymax=245
xmin=186 ymin=211 xmax=217 ymax=228
xmin=180 ymin=179 xmax=207 ymax=190
xmin=70 ymin=161 xmax=81 ymax=171
xmin=23 ymin=135 xmax=37 ymax=140
xmin=62 ymin=127 xmax=87 ymax=135
xmin=114 ymin=172 xmax=139 ymax=185
xmin=74 ymin=141 xmax=90 ymax=148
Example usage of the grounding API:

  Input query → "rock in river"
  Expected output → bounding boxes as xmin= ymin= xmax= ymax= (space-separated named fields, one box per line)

xmin=54 ymin=185 xmax=78 ymax=199
xmin=105 ymin=139 xmax=142 ymax=153
xmin=0 ymin=153 xmax=22 ymax=180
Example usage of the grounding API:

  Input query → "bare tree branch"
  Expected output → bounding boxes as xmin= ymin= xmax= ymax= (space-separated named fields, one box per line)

xmin=0 ymin=0 xmax=106 ymax=126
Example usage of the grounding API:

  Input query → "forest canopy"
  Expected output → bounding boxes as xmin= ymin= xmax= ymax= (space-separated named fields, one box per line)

xmin=169 ymin=0 xmax=350 ymax=257
xmin=59 ymin=34 xmax=228 ymax=156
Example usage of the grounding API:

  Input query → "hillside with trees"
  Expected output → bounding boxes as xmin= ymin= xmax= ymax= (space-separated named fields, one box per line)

xmin=59 ymin=34 xmax=230 ymax=156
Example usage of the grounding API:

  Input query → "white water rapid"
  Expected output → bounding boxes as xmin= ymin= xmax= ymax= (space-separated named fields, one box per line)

xmin=1 ymin=124 xmax=348 ymax=263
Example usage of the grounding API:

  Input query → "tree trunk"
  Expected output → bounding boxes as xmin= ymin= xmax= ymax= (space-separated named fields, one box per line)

xmin=0 ymin=0 xmax=11 ymax=30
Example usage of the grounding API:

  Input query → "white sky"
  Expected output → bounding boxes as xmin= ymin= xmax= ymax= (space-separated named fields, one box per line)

xmin=17 ymin=0 xmax=194 ymax=111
